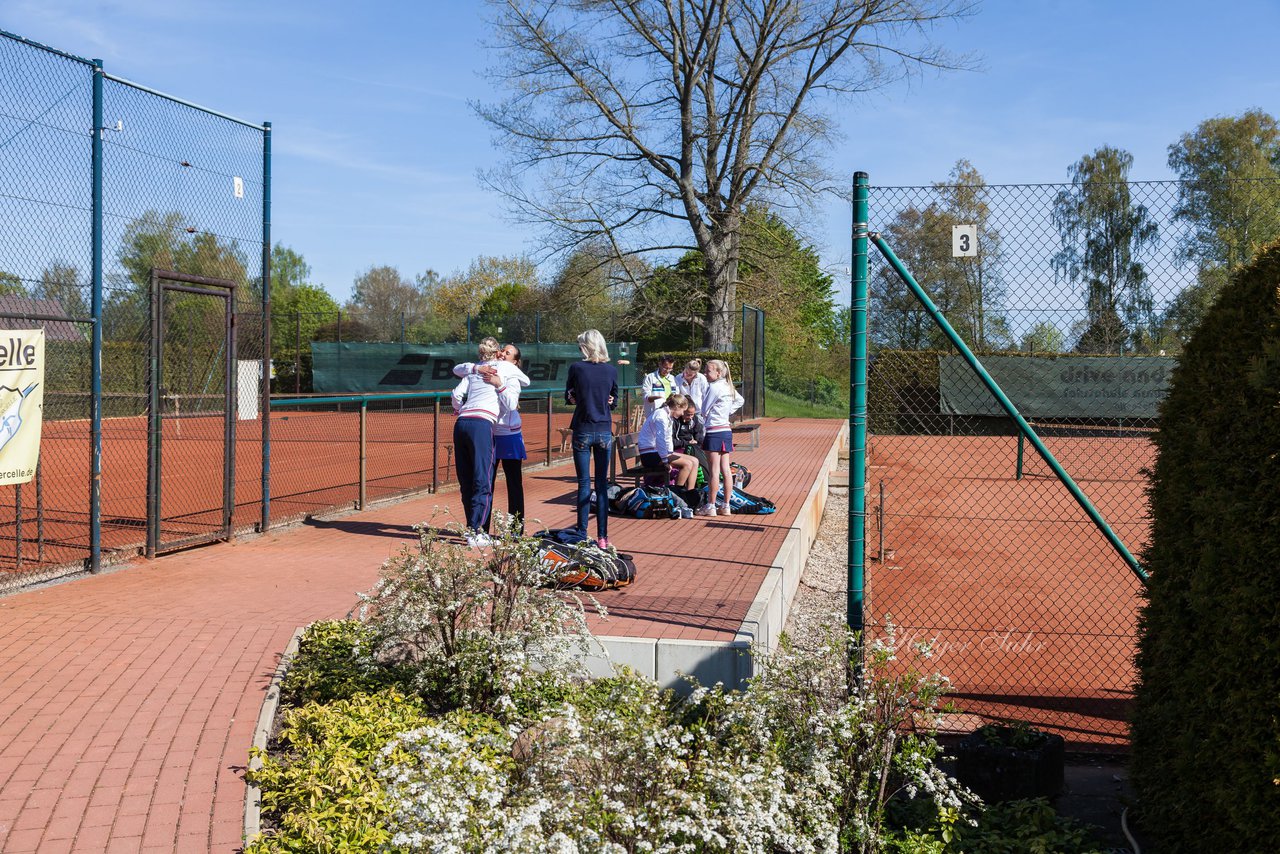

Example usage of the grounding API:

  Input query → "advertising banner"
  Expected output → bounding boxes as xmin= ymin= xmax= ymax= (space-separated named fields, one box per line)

xmin=0 ymin=329 xmax=44 ymax=485
xmin=939 ymin=354 xmax=1175 ymax=420
xmin=311 ymin=342 xmax=641 ymax=393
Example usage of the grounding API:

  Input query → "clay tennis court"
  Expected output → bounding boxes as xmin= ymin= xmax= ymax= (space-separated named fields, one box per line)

xmin=0 ymin=403 xmax=580 ymax=575
xmin=866 ymin=429 xmax=1152 ymax=747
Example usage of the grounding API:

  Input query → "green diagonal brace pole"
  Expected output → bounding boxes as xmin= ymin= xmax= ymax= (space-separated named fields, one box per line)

xmin=870 ymin=233 xmax=1149 ymax=586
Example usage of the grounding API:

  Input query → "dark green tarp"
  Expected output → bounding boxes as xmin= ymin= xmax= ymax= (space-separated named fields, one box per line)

xmin=311 ymin=342 xmax=641 ymax=393
xmin=938 ymin=355 xmax=1176 ymax=419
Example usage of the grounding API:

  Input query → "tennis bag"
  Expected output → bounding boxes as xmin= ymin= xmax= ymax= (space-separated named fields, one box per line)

xmin=611 ymin=485 xmax=681 ymax=519
xmin=730 ymin=462 xmax=752 ymax=489
xmin=533 ymin=528 xmax=637 ymax=590
xmin=703 ymin=484 xmax=777 ymax=515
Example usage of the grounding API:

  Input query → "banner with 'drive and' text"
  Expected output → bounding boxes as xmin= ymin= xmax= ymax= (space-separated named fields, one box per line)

xmin=0 ymin=329 xmax=45 ymax=486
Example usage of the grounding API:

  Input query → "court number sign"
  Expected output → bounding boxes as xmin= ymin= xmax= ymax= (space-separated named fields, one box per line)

xmin=952 ymin=224 xmax=978 ymax=258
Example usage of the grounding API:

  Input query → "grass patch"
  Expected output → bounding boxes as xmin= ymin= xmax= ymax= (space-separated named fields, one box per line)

xmin=765 ymin=388 xmax=847 ymax=418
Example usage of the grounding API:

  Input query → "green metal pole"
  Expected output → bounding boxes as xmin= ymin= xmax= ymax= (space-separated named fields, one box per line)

xmin=89 ymin=58 xmax=104 ymax=573
xmin=260 ymin=121 xmax=272 ymax=533
xmin=849 ymin=173 xmax=869 ymax=633
xmin=1016 ymin=432 xmax=1024 ymax=480
xmin=870 ymin=233 xmax=1149 ymax=585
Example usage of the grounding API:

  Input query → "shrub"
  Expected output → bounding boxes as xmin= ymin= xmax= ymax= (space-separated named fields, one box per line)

xmin=375 ymin=622 xmax=973 ymax=853
xmin=245 ymin=689 xmax=432 ymax=853
xmin=356 ymin=515 xmax=596 ymax=716
xmin=280 ymin=619 xmax=409 ymax=707
xmin=1131 ymin=242 xmax=1280 ymax=851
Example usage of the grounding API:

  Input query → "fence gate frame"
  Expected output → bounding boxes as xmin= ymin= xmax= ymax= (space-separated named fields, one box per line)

xmin=146 ymin=268 xmax=237 ymax=557
xmin=740 ymin=304 xmax=765 ymax=419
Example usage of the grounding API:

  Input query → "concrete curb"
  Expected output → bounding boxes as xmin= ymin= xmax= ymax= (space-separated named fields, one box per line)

xmin=587 ymin=420 xmax=849 ymax=690
xmin=243 ymin=626 xmax=303 ymax=847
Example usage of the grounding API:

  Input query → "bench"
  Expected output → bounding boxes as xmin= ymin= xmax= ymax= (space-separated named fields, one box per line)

xmin=612 ymin=432 xmax=670 ymax=487
xmin=729 ymin=421 xmax=761 ymax=451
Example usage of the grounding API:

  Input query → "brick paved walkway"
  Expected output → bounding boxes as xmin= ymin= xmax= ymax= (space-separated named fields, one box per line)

xmin=0 ymin=417 xmax=842 ymax=852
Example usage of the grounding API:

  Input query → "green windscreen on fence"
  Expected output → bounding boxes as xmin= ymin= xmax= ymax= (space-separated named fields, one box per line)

xmin=311 ymin=342 xmax=642 ymax=393
xmin=938 ymin=355 xmax=1176 ymax=419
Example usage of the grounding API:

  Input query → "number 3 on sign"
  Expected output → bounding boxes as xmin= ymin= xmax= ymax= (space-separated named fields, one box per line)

xmin=952 ymin=224 xmax=978 ymax=258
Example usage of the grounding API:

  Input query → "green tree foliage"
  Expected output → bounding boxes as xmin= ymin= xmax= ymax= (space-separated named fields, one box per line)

xmin=1019 ymin=321 xmax=1065 ymax=353
xmin=871 ymin=161 xmax=1009 ymax=351
xmin=628 ymin=207 xmax=843 ymax=393
xmin=540 ymin=243 xmax=638 ymax=343
xmin=34 ymin=263 xmax=86 ymax=317
xmin=1131 ymin=243 xmax=1280 ymax=852
xmin=105 ymin=212 xmax=250 ymax=361
xmin=1163 ymin=109 xmax=1280 ymax=343
xmin=345 ymin=265 xmax=431 ymax=342
xmin=1051 ymin=147 xmax=1158 ymax=353
xmin=0 ymin=270 xmax=28 ymax=297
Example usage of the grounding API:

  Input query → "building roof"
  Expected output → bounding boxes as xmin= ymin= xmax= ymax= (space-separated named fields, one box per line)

xmin=0 ymin=295 xmax=87 ymax=341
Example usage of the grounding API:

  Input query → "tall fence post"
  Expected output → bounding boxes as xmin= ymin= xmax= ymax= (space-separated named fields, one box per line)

xmin=89 ymin=57 xmax=104 ymax=573
xmin=294 ymin=311 xmax=301 ymax=394
xmin=358 ymin=400 xmax=367 ymax=509
xmin=849 ymin=171 xmax=869 ymax=637
xmin=545 ymin=391 xmax=552 ymax=467
xmin=432 ymin=397 xmax=439 ymax=492
xmin=260 ymin=120 xmax=272 ymax=533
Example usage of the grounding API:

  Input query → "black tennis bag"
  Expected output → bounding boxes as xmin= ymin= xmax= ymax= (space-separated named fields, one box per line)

xmin=730 ymin=461 xmax=752 ymax=489
xmin=533 ymin=528 xmax=637 ymax=590
xmin=703 ymin=484 xmax=777 ymax=515
xmin=611 ymin=485 xmax=681 ymax=519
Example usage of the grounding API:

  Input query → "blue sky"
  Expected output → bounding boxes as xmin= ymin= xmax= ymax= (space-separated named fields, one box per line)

xmin=3 ymin=0 xmax=1278 ymax=302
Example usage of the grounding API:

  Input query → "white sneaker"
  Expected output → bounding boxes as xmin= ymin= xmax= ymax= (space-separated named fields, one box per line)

xmin=695 ymin=504 xmax=716 ymax=517
xmin=717 ymin=502 xmax=732 ymax=517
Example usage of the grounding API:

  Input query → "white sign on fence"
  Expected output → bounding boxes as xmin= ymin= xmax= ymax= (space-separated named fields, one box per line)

xmin=952 ymin=224 xmax=978 ymax=257
xmin=0 ymin=329 xmax=44 ymax=485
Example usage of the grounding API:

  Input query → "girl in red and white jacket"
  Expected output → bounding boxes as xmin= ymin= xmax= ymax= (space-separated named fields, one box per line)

xmin=697 ymin=359 xmax=744 ymax=516
xmin=449 ymin=337 xmax=512 ymax=546
xmin=453 ymin=343 xmax=532 ymax=534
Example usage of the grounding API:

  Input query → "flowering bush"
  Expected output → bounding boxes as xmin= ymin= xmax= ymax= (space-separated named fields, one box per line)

xmin=357 ymin=512 xmax=598 ymax=715
xmin=250 ymin=523 xmax=1020 ymax=853
xmin=373 ymin=621 xmax=974 ymax=853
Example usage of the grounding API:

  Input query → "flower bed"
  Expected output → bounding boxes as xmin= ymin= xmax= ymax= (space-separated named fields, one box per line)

xmin=245 ymin=516 xmax=1105 ymax=853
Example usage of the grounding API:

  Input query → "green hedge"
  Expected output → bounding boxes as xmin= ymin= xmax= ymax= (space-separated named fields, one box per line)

xmin=1131 ymin=243 xmax=1280 ymax=852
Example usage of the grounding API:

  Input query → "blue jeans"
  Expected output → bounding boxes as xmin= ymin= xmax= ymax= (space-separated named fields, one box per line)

xmin=572 ymin=430 xmax=613 ymax=538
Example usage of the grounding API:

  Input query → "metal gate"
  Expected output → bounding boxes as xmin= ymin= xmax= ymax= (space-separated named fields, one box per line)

xmin=146 ymin=270 xmax=237 ymax=556
xmin=740 ymin=304 xmax=765 ymax=419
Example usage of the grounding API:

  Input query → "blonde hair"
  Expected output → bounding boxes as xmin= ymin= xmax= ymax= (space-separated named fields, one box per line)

xmin=577 ymin=329 xmax=610 ymax=363
xmin=478 ymin=336 xmax=501 ymax=361
xmin=664 ymin=392 xmax=689 ymax=411
xmin=684 ymin=358 xmax=703 ymax=372
xmin=707 ymin=358 xmax=732 ymax=386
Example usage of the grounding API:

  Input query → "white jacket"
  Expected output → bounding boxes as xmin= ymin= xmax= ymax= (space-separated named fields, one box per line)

xmin=674 ymin=371 xmax=708 ymax=411
xmin=700 ymin=378 xmax=744 ymax=431
xmin=637 ymin=404 xmax=675 ymax=459
xmin=452 ymin=361 xmax=530 ymax=435
xmin=641 ymin=369 xmax=676 ymax=419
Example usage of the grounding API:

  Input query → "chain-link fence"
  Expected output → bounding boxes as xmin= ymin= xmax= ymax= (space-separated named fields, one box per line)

xmin=862 ymin=175 xmax=1280 ymax=748
xmin=0 ymin=29 xmax=268 ymax=591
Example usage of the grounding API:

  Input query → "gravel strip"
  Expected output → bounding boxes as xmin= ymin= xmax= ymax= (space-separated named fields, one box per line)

xmin=783 ymin=461 xmax=851 ymax=646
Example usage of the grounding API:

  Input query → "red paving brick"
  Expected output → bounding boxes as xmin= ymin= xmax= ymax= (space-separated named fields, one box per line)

xmin=0 ymin=417 xmax=842 ymax=851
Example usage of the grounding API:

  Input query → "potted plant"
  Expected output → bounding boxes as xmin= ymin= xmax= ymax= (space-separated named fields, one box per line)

xmin=954 ymin=722 xmax=1065 ymax=803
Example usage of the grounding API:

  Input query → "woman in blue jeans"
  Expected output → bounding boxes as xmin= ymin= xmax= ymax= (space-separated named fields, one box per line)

xmin=564 ymin=329 xmax=618 ymax=549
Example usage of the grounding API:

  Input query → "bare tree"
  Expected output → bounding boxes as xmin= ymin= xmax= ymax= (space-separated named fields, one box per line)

xmin=478 ymin=0 xmax=973 ymax=349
